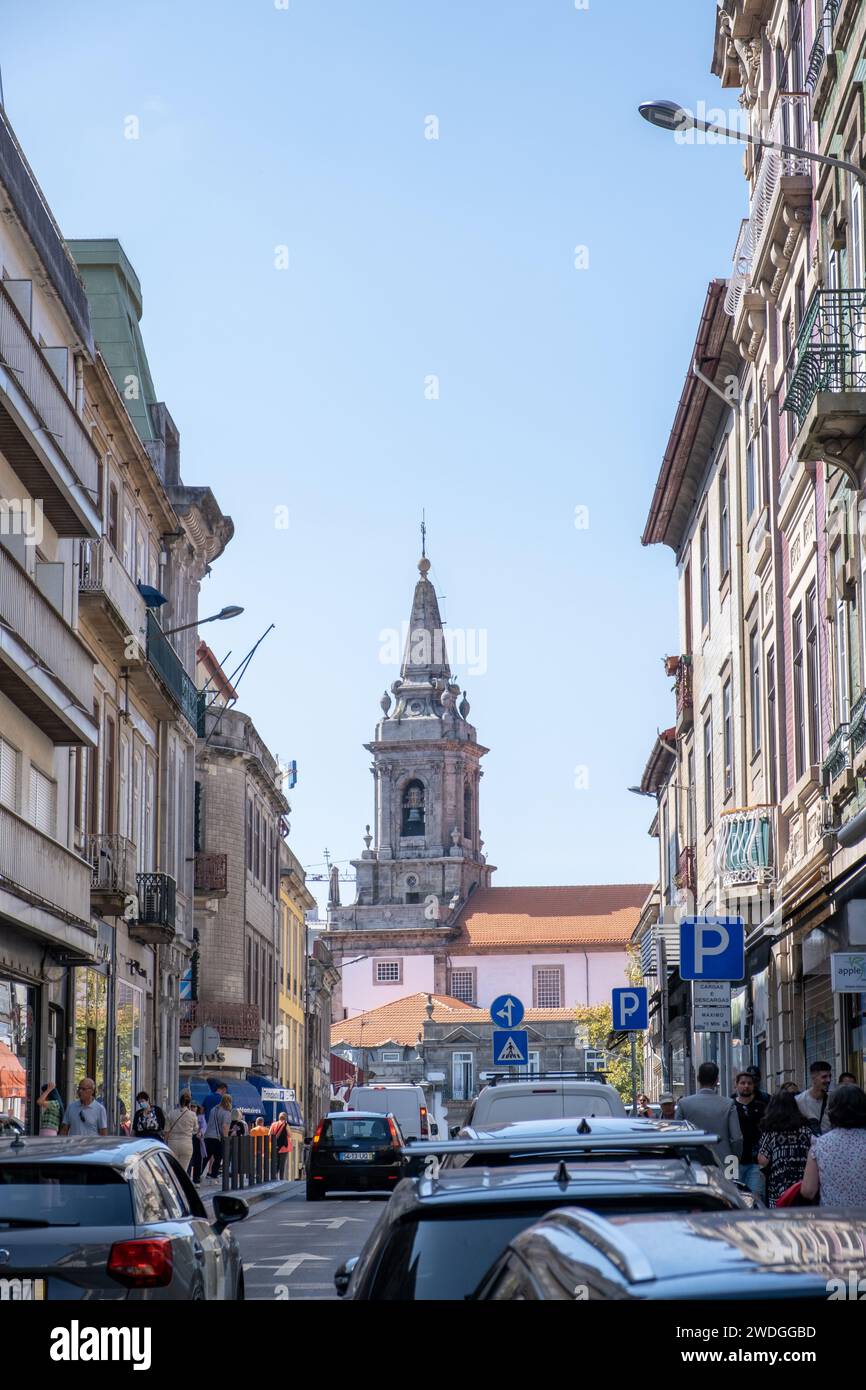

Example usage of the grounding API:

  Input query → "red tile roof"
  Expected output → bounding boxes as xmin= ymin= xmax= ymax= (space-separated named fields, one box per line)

xmin=450 ymin=885 xmax=649 ymax=950
xmin=331 ymin=992 xmax=576 ymax=1048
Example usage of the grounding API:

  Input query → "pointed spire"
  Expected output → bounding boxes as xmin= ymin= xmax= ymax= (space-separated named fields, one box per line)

xmin=400 ymin=554 xmax=451 ymax=682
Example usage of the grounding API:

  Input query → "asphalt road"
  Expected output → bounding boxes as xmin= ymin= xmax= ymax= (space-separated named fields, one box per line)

xmin=233 ymin=1184 xmax=388 ymax=1301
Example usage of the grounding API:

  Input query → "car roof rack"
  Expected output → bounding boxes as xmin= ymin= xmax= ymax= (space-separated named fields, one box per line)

xmin=403 ymin=1129 xmax=721 ymax=1158
xmin=543 ymin=1207 xmax=655 ymax=1284
xmin=481 ymin=1071 xmax=609 ymax=1086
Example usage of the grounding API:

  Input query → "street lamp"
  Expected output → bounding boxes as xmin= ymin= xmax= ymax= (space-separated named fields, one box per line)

xmin=638 ymin=99 xmax=866 ymax=188
xmin=163 ymin=605 xmax=244 ymax=636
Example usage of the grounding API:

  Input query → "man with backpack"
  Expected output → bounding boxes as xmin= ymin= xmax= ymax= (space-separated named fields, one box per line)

xmin=131 ymin=1090 xmax=166 ymax=1140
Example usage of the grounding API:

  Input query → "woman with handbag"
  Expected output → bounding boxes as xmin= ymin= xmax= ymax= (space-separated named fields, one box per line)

xmin=800 ymin=1084 xmax=866 ymax=1208
xmin=757 ymin=1089 xmax=814 ymax=1207
xmin=164 ymin=1091 xmax=198 ymax=1171
xmin=269 ymin=1111 xmax=293 ymax=1179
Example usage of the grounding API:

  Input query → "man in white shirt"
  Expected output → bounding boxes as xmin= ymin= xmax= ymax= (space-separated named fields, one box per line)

xmin=796 ymin=1061 xmax=832 ymax=1135
xmin=59 ymin=1078 xmax=109 ymax=1136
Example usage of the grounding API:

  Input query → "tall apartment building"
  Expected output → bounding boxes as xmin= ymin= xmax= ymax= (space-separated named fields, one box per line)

xmin=638 ymin=0 xmax=866 ymax=1095
xmin=0 ymin=101 xmax=101 ymax=1130
xmin=278 ymin=842 xmax=315 ymax=1169
xmin=69 ymin=238 xmax=233 ymax=1111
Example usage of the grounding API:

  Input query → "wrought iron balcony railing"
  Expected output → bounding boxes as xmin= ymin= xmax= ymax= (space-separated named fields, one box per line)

xmin=716 ymin=806 xmax=776 ymax=889
xmin=145 ymin=610 xmax=199 ymax=729
xmin=87 ymin=833 xmax=137 ymax=900
xmin=135 ymin=871 xmax=176 ymax=931
xmin=674 ymin=845 xmax=696 ymax=895
xmin=783 ymin=289 xmax=866 ymax=429
xmin=675 ymin=657 xmax=693 ymax=728
xmin=822 ymin=722 xmax=852 ymax=786
xmin=850 ymin=691 xmax=866 ymax=762
xmin=179 ymin=1001 xmax=261 ymax=1042
xmin=806 ymin=0 xmax=842 ymax=91
xmin=194 ymin=851 xmax=228 ymax=895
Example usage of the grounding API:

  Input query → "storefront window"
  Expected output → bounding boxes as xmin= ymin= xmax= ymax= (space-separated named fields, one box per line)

xmin=74 ymin=969 xmax=108 ymax=1101
xmin=846 ymin=993 xmax=866 ymax=1084
xmin=0 ymin=977 xmax=36 ymax=1131
xmin=116 ymin=981 xmax=142 ymax=1131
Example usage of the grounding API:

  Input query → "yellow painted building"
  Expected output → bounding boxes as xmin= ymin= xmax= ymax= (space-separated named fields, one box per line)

xmin=278 ymin=844 xmax=316 ymax=1177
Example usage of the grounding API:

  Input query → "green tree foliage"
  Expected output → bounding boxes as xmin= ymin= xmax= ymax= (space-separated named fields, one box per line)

xmin=575 ymin=1003 xmax=636 ymax=1104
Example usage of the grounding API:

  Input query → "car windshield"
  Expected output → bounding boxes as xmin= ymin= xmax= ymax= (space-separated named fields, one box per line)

xmin=481 ymin=1095 xmax=614 ymax=1122
xmin=321 ymin=1118 xmax=391 ymax=1144
xmin=0 ymin=1164 xmax=134 ymax=1226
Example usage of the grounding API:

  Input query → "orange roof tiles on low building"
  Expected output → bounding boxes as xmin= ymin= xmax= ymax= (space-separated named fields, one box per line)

xmin=330 ymin=991 xmax=576 ymax=1049
xmin=449 ymin=885 xmax=649 ymax=950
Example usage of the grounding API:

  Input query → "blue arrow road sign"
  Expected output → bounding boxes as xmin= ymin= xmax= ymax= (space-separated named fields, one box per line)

xmin=492 ymin=1029 xmax=529 ymax=1066
xmin=680 ymin=916 xmax=745 ymax=981
xmin=611 ymin=987 xmax=648 ymax=1031
xmin=490 ymin=994 xmax=525 ymax=1029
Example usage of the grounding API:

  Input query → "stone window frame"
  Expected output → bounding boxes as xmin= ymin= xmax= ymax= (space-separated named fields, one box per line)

xmin=380 ymin=1049 xmax=402 ymax=1063
xmin=532 ymin=964 xmax=564 ymax=1010
xmin=373 ymin=958 xmax=403 ymax=986
xmin=447 ymin=966 xmax=477 ymax=1005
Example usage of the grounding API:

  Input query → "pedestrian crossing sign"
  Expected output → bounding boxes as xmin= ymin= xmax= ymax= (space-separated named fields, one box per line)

xmin=492 ymin=1029 xmax=529 ymax=1066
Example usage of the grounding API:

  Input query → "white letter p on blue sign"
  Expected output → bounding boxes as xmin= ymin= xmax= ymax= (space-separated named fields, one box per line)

xmin=612 ymin=987 xmax=648 ymax=1031
xmin=679 ymin=917 xmax=745 ymax=981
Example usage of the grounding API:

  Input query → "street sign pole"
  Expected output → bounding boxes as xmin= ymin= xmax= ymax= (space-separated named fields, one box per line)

xmin=630 ymin=1034 xmax=638 ymax=1117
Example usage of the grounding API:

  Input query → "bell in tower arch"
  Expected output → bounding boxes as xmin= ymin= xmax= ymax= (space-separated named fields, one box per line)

xmin=401 ymin=779 xmax=426 ymax=836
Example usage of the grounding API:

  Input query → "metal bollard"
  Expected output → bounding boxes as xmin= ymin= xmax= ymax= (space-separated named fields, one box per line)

xmin=221 ymin=1136 xmax=230 ymax=1192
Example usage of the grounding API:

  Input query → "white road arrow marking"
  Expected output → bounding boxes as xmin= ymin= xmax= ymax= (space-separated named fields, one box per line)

xmin=274 ymin=1252 xmax=330 ymax=1278
xmin=280 ymin=1217 xmax=365 ymax=1229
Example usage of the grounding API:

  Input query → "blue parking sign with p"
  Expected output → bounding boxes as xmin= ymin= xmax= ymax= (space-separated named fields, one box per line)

xmin=680 ymin=916 xmax=745 ymax=981
xmin=611 ymin=987 xmax=648 ymax=1031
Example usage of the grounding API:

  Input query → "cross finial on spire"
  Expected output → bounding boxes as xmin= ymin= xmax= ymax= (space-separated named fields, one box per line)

xmin=421 ymin=509 xmax=427 ymax=559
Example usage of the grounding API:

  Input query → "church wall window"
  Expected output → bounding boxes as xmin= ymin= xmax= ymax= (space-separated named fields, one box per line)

xmin=374 ymin=959 xmax=403 ymax=985
xmin=401 ymin=779 xmax=426 ymax=835
xmin=447 ymin=967 xmax=477 ymax=1005
xmin=532 ymin=965 xmax=564 ymax=1010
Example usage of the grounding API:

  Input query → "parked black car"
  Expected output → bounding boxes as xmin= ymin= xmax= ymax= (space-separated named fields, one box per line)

xmin=472 ymin=1206 xmax=866 ymax=1301
xmin=335 ymin=1144 xmax=753 ymax=1300
xmin=0 ymin=1136 xmax=248 ymax=1300
xmin=306 ymin=1111 xmax=405 ymax=1201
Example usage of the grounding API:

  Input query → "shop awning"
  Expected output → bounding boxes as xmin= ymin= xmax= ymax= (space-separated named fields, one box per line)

xmin=0 ymin=1041 xmax=27 ymax=1100
xmin=184 ymin=1076 xmax=265 ymax=1118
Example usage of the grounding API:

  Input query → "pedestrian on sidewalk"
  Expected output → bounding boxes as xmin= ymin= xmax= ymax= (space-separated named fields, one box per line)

xmin=228 ymin=1108 xmax=248 ymax=1138
xmin=204 ymin=1093 xmax=233 ymax=1179
xmin=838 ymin=1072 xmax=859 ymax=1086
xmin=658 ymin=1093 xmax=677 ymax=1121
xmin=797 ymin=1061 xmax=833 ymax=1136
xmin=188 ymin=1105 xmax=207 ymax=1184
xmin=270 ymin=1111 xmax=293 ymax=1178
xmin=732 ymin=1072 xmax=767 ymax=1198
xmin=801 ymin=1085 xmax=866 ymax=1208
xmin=165 ymin=1091 xmax=198 ymax=1170
xmin=59 ymin=1078 xmax=109 ymax=1137
xmin=202 ymin=1080 xmax=228 ymax=1123
xmin=132 ymin=1091 xmax=166 ymax=1141
xmin=675 ymin=1062 xmax=742 ymax=1169
xmin=757 ymin=1089 xmax=814 ymax=1207
xmin=36 ymin=1082 xmax=64 ymax=1136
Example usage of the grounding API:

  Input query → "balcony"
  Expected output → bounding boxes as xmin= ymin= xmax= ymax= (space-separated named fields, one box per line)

xmin=674 ymin=657 xmax=693 ymax=733
xmin=0 ymin=279 xmax=99 ymax=538
xmin=127 ymin=610 xmax=198 ymax=729
xmin=674 ymin=846 xmax=696 ymax=895
xmin=78 ymin=539 xmax=146 ymax=663
xmin=0 ymin=802 xmax=92 ymax=945
xmin=716 ymin=806 xmax=776 ymax=890
xmin=806 ymin=1 xmax=842 ymax=112
xmin=823 ymin=722 xmax=853 ymax=795
xmin=194 ymin=851 xmax=228 ymax=896
xmin=131 ymin=871 xmax=176 ymax=945
xmin=783 ymin=290 xmax=866 ymax=459
xmin=179 ymin=1000 xmax=261 ymax=1044
xmin=0 ymin=541 xmax=96 ymax=745
xmin=850 ymin=692 xmax=866 ymax=774
xmin=87 ymin=833 xmax=137 ymax=913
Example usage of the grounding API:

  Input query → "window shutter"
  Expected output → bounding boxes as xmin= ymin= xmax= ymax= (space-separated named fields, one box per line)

xmin=0 ymin=738 xmax=20 ymax=810
xmin=30 ymin=765 xmax=57 ymax=837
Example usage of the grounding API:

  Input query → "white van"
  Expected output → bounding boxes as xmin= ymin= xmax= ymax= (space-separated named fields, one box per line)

xmin=347 ymin=1084 xmax=432 ymax=1143
xmin=466 ymin=1075 xmax=626 ymax=1129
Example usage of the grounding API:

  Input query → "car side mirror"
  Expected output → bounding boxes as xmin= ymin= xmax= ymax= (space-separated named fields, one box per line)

xmin=334 ymin=1257 xmax=358 ymax=1298
xmin=449 ymin=1125 xmax=461 ymax=1139
xmin=212 ymin=1194 xmax=249 ymax=1232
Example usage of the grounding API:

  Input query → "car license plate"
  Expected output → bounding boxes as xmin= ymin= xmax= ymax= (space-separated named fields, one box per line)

xmin=0 ymin=1278 xmax=45 ymax=1300
xmin=341 ymin=1151 xmax=374 ymax=1161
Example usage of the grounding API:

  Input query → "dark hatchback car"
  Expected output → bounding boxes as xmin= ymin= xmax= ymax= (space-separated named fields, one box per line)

xmin=306 ymin=1111 xmax=405 ymax=1201
xmin=474 ymin=1206 xmax=866 ymax=1301
xmin=0 ymin=1136 xmax=248 ymax=1300
xmin=336 ymin=1153 xmax=752 ymax=1300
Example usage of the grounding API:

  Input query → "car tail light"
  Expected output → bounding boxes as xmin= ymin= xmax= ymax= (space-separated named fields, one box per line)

xmin=107 ymin=1239 xmax=173 ymax=1288
xmin=420 ymin=1106 xmax=429 ymax=1137
xmin=312 ymin=1120 xmax=326 ymax=1146
xmin=387 ymin=1118 xmax=401 ymax=1149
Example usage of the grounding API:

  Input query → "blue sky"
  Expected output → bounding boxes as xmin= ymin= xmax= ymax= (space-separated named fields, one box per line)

xmin=2 ymin=0 xmax=745 ymax=912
